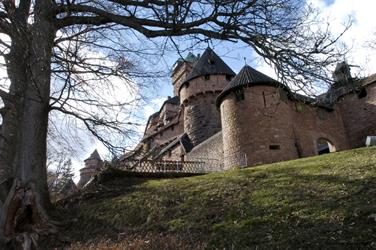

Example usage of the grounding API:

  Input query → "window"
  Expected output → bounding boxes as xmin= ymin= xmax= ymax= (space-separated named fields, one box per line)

xmin=204 ymin=75 xmax=210 ymax=80
xmin=262 ymin=91 xmax=267 ymax=107
xmin=235 ymin=88 xmax=245 ymax=102
xmin=226 ymin=75 xmax=233 ymax=81
xmin=269 ymin=145 xmax=280 ymax=150
xmin=171 ymin=126 xmax=174 ymax=131
xmin=358 ymin=88 xmax=367 ymax=99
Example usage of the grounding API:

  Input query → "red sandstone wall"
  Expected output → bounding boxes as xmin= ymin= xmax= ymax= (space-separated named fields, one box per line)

xmin=221 ymin=86 xmax=298 ymax=169
xmin=181 ymin=75 xmax=231 ymax=146
xmin=172 ymin=63 xmax=194 ymax=96
xmin=160 ymin=103 xmax=179 ymax=125
xmin=179 ymin=75 xmax=230 ymax=103
xmin=152 ymin=121 xmax=184 ymax=146
xmin=291 ymin=102 xmax=349 ymax=156
xmin=337 ymin=83 xmax=376 ymax=148
xmin=161 ymin=145 xmax=183 ymax=161
xmin=220 ymin=85 xmax=350 ymax=169
xmin=183 ymin=93 xmax=222 ymax=146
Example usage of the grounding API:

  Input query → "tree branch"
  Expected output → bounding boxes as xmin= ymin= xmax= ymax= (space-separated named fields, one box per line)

xmin=0 ymin=89 xmax=13 ymax=103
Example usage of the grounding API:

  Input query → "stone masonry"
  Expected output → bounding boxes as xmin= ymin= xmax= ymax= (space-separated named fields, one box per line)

xmin=79 ymin=47 xmax=376 ymax=183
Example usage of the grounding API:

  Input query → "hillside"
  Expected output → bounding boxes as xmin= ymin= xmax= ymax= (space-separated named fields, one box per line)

xmin=48 ymin=147 xmax=376 ymax=249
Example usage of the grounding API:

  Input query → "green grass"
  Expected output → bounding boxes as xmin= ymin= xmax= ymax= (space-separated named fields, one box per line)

xmin=50 ymin=147 xmax=376 ymax=249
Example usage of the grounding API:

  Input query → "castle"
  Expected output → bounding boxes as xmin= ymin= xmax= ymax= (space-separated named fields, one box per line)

xmin=79 ymin=47 xmax=376 ymax=186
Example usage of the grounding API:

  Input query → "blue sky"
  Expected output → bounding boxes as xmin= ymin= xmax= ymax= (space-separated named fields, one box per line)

xmin=323 ymin=0 xmax=335 ymax=6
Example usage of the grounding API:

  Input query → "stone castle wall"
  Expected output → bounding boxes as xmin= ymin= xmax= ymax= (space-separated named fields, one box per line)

xmin=172 ymin=63 xmax=194 ymax=96
xmin=220 ymin=85 xmax=351 ymax=169
xmin=180 ymin=75 xmax=231 ymax=146
xmin=160 ymin=144 xmax=184 ymax=161
xmin=291 ymin=102 xmax=349 ymax=157
xmin=337 ymin=84 xmax=376 ymax=148
xmin=221 ymin=86 xmax=298 ymax=169
xmin=179 ymin=75 xmax=230 ymax=102
xmin=183 ymin=92 xmax=222 ymax=146
xmin=149 ymin=119 xmax=184 ymax=147
xmin=185 ymin=131 xmax=224 ymax=171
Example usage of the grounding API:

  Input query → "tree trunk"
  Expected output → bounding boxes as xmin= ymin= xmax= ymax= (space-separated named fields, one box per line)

xmin=0 ymin=2 xmax=57 ymax=248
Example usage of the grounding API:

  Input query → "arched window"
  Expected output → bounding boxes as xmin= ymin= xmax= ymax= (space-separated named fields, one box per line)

xmin=316 ymin=138 xmax=336 ymax=155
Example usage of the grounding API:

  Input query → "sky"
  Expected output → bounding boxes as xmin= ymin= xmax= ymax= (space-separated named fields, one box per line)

xmin=72 ymin=0 xmax=376 ymax=182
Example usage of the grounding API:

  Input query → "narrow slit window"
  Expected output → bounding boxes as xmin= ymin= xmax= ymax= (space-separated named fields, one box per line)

xmin=262 ymin=91 xmax=267 ymax=107
xmin=269 ymin=145 xmax=280 ymax=150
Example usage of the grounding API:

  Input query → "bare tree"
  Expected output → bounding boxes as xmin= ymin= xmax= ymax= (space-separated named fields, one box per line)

xmin=0 ymin=0 xmax=348 ymax=248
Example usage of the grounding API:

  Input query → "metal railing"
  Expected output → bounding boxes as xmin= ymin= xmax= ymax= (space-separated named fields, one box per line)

xmin=118 ymin=159 xmax=207 ymax=173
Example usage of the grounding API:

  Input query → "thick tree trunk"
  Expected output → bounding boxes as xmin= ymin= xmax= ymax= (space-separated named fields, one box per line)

xmin=0 ymin=2 xmax=57 ymax=248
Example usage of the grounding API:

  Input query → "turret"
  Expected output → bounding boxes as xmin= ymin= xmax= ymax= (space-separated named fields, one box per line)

xmin=179 ymin=47 xmax=235 ymax=146
xmin=217 ymin=65 xmax=297 ymax=169
xmin=78 ymin=149 xmax=103 ymax=187
xmin=171 ymin=52 xmax=198 ymax=96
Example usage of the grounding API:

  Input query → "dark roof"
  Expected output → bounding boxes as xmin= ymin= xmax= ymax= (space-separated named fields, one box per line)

xmin=183 ymin=47 xmax=235 ymax=84
xmin=172 ymin=52 xmax=199 ymax=74
xmin=174 ymin=52 xmax=198 ymax=64
xmin=319 ymin=73 xmax=376 ymax=106
xmin=157 ymin=133 xmax=194 ymax=158
xmin=185 ymin=52 xmax=199 ymax=63
xmin=164 ymin=96 xmax=180 ymax=105
xmin=85 ymin=149 xmax=102 ymax=162
xmin=179 ymin=133 xmax=194 ymax=153
xmin=216 ymin=65 xmax=283 ymax=107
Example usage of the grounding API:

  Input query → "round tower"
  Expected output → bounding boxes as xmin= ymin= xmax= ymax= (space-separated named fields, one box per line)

xmin=171 ymin=52 xmax=198 ymax=97
xmin=179 ymin=47 xmax=235 ymax=146
xmin=78 ymin=149 xmax=103 ymax=187
xmin=217 ymin=65 xmax=298 ymax=169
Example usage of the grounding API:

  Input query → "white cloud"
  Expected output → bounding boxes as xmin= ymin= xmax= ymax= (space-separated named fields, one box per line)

xmin=309 ymin=0 xmax=376 ymax=76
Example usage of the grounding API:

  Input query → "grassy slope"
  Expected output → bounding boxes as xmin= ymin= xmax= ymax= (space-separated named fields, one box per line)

xmin=51 ymin=147 xmax=376 ymax=249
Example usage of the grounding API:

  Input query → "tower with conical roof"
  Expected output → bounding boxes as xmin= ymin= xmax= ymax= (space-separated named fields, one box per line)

xmin=171 ymin=52 xmax=199 ymax=97
xmin=78 ymin=149 xmax=103 ymax=187
xmin=179 ymin=47 xmax=235 ymax=146
xmin=217 ymin=65 xmax=299 ymax=169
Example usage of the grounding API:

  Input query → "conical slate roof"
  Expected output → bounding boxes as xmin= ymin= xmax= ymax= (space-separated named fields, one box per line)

xmin=84 ymin=149 xmax=102 ymax=161
xmin=216 ymin=65 xmax=286 ymax=107
xmin=183 ymin=47 xmax=235 ymax=83
xmin=174 ymin=52 xmax=198 ymax=64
